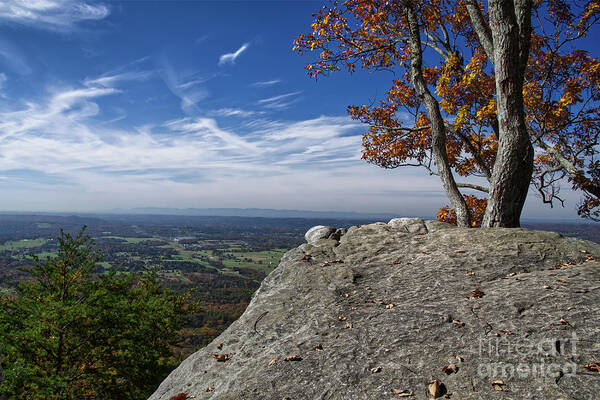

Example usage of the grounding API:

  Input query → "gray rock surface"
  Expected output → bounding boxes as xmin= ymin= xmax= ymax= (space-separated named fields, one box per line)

xmin=149 ymin=222 xmax=600 ymax=400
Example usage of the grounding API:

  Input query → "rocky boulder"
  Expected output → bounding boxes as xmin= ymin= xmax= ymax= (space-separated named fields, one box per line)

xmin=149 ymin=221 xmax=600 ymax=400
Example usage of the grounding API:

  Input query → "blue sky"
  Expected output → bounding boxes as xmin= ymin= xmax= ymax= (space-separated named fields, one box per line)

xmin=0 ymin=0 xmax=590 ymax=220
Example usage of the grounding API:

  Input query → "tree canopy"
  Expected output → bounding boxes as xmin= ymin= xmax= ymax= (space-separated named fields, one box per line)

xmin=294 ymin=0 xmax=600 ymax=226
xmin=0 ymin=228 xmax=198 ymax=400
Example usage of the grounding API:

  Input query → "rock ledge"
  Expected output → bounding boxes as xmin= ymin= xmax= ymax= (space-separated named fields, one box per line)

xmin=150 ymin=221 xmax=600 ymax=400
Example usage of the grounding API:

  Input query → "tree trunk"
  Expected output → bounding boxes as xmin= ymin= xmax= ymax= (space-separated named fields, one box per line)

xmin=481 ymin=0 xmax=534 ymax=227
xmin=404 ymin=1 xmax=471 ymax=227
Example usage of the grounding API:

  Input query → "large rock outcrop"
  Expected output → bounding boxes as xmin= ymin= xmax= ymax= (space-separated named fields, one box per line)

xmin=150 ymin=220 xmax=600 ymax=400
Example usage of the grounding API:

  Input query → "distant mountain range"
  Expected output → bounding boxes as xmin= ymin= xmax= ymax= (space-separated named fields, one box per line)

xmin=106 ymin=207 xmax=402 ymax=221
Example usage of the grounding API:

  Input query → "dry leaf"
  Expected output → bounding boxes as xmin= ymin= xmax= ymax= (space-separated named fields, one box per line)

xmin=583 ymin=362 xmax=600 ymax=373
xmin=344 ymin=322 xmax=353 ymax=329
xmin=371 ymin=299 xmax=384 ymax=304
xmin=428 ymin=380 xmax=443 ymax=398
xmin=314 ymin=344 xmax=323 ymax=351
xmin=469 ymin=289 xmax=485 ymax=299
xmin=268 ymin=357 xmax=278 ymax=366
xmin=205 ymin=387 xmax=214 ymax=392
xmin=465 ymin=271 xmax=475 ymax=276
xmin=442 ymin=363 xmax=458 ymax=374
xmin=284 ymin=355 xmax=302 ymax=361
xmin=490 ymin=380 xmax=505 ymax=391
xmin=212 ymin=353 xmax=230 ymax=362
xmin=216 ymin=343 xmax=223 ymax=350
xmin=452 ymin=319 xmax=465 ymax=327
xmin=370 ymin=366 xmax=382 ymax=373
xmin=560 ymin=318 xmax=571 ymax=326
xmin=386 ymin=303 xmax=395 ymax=309
xmin=554 ymin=277 xmax=569 ymax=283
xmin=300 ymin=254 xmax=312 ymax=262
xmin=338 ymin=315 xmax=347 ymax=321
xmin=455 ymin=355 xmax=464 ymax=362
xmin=388 ymin=259 xmax=403 ymax=266
xmin=542 ymin=285 xmax=552 ymax=289
xmin=392 ymin=389 xmax=413 ymax=397
xmin=454 ymin=250 xmax=466 ymax=253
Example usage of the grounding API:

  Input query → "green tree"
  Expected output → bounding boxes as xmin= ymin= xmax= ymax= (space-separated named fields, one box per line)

xmin=0 ymin=228 xmax=197 ymax=400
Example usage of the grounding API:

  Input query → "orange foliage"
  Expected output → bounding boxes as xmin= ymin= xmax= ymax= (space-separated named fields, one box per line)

xmin=437 ymin=195 xmax=487 ymax=228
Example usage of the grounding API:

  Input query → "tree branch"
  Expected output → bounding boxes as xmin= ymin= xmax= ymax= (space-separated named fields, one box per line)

xmin=464 ymin=0 xmax=494 ymax=62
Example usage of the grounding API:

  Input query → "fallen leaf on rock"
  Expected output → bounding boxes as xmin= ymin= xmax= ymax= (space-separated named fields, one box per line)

xmin=454 ymin=250 xmax=466 ymax=253
xmin=386 ymin=303 xmax=395 ymax=309
xmin=300 ymin=254 xmax=312 ymax=262
xmin=388 ymin=258 xmax=403 ymax=266
xmin=344 ymin=322 xmax=353 ymax=329
xmin=370 ymin=366 xmax=382 ymax=373
xmin=490 ymin=380 xmax=505 ymax=391
xmin=428 ymin=380 xmax=444 ymax=398
xmin=575 ymin=289 xmax=588 ymax=293
xmin=314 ymin=344 xmax=323 ymax=351
xmin=469 ymin=289 xmax=485 ymax=299
xmin=216 ymin=343 xmax=223 ymax=350
xmin=452 ymin=319 xmax=465 ymax=327
xmin=338 ymin=315 xmax=347 ymax=321
xmin=554 ymin=277 xmax=569 ymax=283
xmin=583 ymin=362 xmax=600 ymax=373
xmin=205 ymin=387 xmax=214 ymax=392
xmin=465 ymin=271 xmax=475 ymax=276
xmin=343 ymin=293 xmax=350 ymax=297
xmin=585 ymin=255 xmax=596 ymax=261
xmin=284 ymin=355 xmax=302 ymax=361
xmin=542 ymin=285 xmax=552 ymax=289
xmin=371 ymin=299 xmax=384 ymax=305
xmin=392 ymin=388 xmax=413 ymax=397
xmin=168 ymin=394 xmax=189 ymax=400
xmin=442 ymin=363 xmax=458 ymax=374
xmin=455 ymin=355 xmax=464 ymax=363
xmin=268 ymin=357 xmax=278 ymax=366
xmin=212 ymin=353 xmax=230 ymax=362
xmin=560 ymin=318 xmax=571 ymax=326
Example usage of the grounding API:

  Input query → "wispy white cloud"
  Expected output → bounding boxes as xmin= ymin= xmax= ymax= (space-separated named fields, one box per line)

xmin=257 ymin=91 xmax=302 ymax=110
xmin=0 ymin=73 xmax=6 ymax=97
xmin=218 ymin=43 xmax=249 ymax=65
xmin=251 ymin=79 xmax=281 ymax=87
xmin=195 ymin=35 xmax=209 ymax=45
xmin=0 ymin=39 xmax=32 ymax=75
xmin=83 ymin=71 xmax=153 ymax=88
xmin=0 ymin=67 xmax=461 ymax=215
xmin=159 ymin=60 xmax=209 ymax=115
xmin=208 ymin=108 xmax=263 ymax=118
xmin=0 ymin=0 xmax=110 ymax=31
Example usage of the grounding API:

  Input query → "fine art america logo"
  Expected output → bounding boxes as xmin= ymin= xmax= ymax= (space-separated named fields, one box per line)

xmin=476 ymin=333 xmax=578 ymax=379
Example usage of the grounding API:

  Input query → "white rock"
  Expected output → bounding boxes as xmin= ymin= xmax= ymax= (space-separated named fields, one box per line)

xmin=388 ymin=217 xmax=428 ymax=234
xmin=305 ymin=225 xmax=336 ymax=244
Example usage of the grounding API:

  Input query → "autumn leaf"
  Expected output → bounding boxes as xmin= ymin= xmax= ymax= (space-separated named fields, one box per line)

xmin=427 ymin=380 xmax=445 ymax=398
xmin=212 ymin=353 xmax=230 ymax=362
xmin=284 ymin=355 xmax=303 ymax=361
xmin=392 ymin=388 xmax=413 ymax=397
xmin=442 ymin=363 xmax=459 ymax=374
